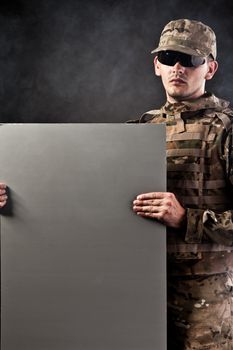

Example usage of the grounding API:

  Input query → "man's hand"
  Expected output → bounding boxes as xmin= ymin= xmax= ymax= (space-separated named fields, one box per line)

xmin=0 ymin=183 xmax=8 ymax=208
xmin=133 ymin=192 xmax=186 ymax=229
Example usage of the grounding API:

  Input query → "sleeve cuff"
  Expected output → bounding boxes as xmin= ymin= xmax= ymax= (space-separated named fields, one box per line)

xmin=184 ymin=208 xmax=205 ymax=243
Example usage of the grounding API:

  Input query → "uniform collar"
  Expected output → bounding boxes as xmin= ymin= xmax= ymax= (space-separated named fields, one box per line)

xmin=160 ymin=93 xmax=230 ymax=115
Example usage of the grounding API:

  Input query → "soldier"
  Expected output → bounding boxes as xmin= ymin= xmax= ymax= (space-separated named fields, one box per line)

xmin=132 ymin=19 xmax=233 ymax=349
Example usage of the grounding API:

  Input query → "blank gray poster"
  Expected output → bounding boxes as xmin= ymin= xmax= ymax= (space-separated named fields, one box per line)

xmin=0 ymin=124 xmax=166 ymax=350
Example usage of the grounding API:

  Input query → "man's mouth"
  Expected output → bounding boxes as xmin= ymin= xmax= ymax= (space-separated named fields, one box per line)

xmin=170 ymin=78 xmax=186 ymax=84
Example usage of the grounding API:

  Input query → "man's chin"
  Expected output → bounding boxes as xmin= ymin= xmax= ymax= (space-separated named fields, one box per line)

xmin=167 ymin=92 xmax=189 ymax=102
xmin=167 ymin=85 xmax=196 ymax=100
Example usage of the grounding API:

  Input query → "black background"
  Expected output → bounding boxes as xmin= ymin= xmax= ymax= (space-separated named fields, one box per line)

xmin=0 ymin=0 xmax=233 ymax=123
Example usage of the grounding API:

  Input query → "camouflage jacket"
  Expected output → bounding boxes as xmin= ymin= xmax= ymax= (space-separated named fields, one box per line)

xmin=132 ymin=93 xmax=233 ymax=274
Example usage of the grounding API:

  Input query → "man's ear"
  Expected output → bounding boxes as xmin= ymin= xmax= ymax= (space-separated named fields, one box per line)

xmin=154 ymin=56 xmax=161 ymax=76
xmin=205 ymin=60 xmax=218 ymax=80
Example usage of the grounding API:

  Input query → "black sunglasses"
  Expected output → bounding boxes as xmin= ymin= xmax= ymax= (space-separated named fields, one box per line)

xmin=157 ymin=50 xmax=206 ymax=68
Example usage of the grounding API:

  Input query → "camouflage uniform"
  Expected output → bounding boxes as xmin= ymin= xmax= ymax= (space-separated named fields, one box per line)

xmin=131 ymin=18 xmax=233 ymax=349
xmin=137 ymin=93 xmax=233 ymax=349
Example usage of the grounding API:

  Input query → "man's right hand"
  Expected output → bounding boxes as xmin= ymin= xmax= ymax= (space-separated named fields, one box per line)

xmin=133 ymin=191 xmax=186 ymax=229
xmin=0 ymin=183 xmax=8 ymax=208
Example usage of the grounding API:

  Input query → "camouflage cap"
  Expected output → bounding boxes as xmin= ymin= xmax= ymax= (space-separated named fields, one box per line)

xmin=151 ymin=19 xmax=217 ymax=59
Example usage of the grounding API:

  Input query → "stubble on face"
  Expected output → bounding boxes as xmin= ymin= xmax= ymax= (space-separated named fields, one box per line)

xmin=163 ymin=69 xmax=206 ymax=102
xmin=164 ymin=74 xmax=189 ymax=101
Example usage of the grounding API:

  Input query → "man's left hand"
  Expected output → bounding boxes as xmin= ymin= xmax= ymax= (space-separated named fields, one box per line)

xmin=133 ymin=192 xmax=186 ymax=229
xmin=0 ymin=183 xmax=8 ymax=208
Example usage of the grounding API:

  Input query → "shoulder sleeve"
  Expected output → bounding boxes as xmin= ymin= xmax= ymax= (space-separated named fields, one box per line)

xmin=126 ymin=109 xmax=162 ymax=124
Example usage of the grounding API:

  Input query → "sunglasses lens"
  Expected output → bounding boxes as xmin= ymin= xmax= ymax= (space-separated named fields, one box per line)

xmin=157 ymin=51 xmax=205 ymax=67
xmin=191 ymin=55 xmax=206 ymax=67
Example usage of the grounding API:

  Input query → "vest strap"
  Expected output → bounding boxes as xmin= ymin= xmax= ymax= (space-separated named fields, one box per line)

xmin=180 ymin=195 xmax=229 ymax=205
xmin=166 ymin=132 xmax=216 ymax=142
xmin=167 ymin=179 xmax=226 ymax=190
xmin=167 ymin=148 xmax=211 ymax=158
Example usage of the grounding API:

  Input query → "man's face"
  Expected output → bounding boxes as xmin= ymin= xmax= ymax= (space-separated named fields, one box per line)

xmin=154 ymin=54 xmax=218 ymax=103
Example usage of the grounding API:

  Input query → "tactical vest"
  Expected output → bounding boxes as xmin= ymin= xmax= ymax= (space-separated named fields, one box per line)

xmin=146 ymin=108 xmax=233 ymax=212
xmin=137 ymin=96 xmax=233 ymax=275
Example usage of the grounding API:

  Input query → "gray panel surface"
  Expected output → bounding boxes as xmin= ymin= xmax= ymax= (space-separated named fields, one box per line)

xmin=0 ymin=124 xmax=166 ymax=350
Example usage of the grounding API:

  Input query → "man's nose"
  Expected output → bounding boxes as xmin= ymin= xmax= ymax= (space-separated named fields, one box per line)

xmin=172 ymin=61 xmax=185 ymax=73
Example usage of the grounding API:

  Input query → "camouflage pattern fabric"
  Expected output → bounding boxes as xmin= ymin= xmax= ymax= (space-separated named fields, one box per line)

xmin=137 ymin=93 xmax=233 ymax=349
xmin=167 ymin=272 xmax=233 ymax=349
xmin=142 ymin=93 xmax=233 ymax=255
xmin=151 ymin=19 xmax=217 ymax=59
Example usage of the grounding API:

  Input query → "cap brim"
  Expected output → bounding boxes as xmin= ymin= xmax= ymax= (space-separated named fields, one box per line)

xmin=151 ymin=45 xmax=206 ymax=57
